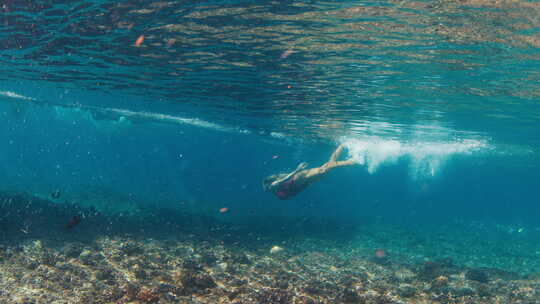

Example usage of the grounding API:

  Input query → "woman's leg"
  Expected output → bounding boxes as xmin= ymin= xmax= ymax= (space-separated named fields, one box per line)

xmin=325 ymin=144 xmax=357 ymax=169
xmin=299 ymin=145 xmax=356 ymax=180
xmin=329 ymin=144 xmax=346 ymax=163
xmin=327 ymin=159 xmax=357 ymax=169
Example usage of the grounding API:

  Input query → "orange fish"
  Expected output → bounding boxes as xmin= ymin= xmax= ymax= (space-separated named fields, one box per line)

xmin=135 ymin=35 xmax=145 ymax=47
xmin=375 ymin=249 xmax=387 ymax=258
xmin=219 ymin=207 xmax=229 ymax=213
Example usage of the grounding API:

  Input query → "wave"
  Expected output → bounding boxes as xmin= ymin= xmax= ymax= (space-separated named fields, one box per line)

xmin=2 ymin=90 xmax=491 ymax=175
xmin=0 ymin=90 xmax=249 ymax=134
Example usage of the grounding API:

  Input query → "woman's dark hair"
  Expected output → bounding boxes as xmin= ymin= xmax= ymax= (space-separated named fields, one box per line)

xmin=262 ymin=174 xmax=286 ymax=191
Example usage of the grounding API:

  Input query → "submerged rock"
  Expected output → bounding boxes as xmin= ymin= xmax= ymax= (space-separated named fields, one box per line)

xmin=465 ymin=268 xmax=489 ymax=283
xmin=452 ymin=286 xmax=475 ymax=297
xmin=62 ymin=243 xmax=84 ymax=258
xmin=179 ymin=270 xmax=216 ymax=294
xmin=227 ymin=251 xmax=251 ymax=265
xmin=95 ymin=266 xmax=116 ymax=282
xmin=417 ymin=259 xmax=456 ymax=281
xmin=200 ymin=252 xmax=217 ymax=266
xmin=120 ymin=241 xmax=144 ymax=256
xmin=397 ymin=284 xmax=417 ymax=298
xmin=79 ymin=249 xmax=102 ymax=266
xmin=431 ymin=275 xmax=449 ymax=289
xmin=270 ymin=245 xmax=284 ymax=254
xmin=256 ymin=288 xmax=293 ymax=304
xmin=393 ymin=268 xmax=416 ymax=283
xmin=338 ymin=288 xmax=362 ymax=303
xmin=182 ymin=258 xmax=203 ymax=271
xmin=136 ymin=287 xmax=160 ymax=303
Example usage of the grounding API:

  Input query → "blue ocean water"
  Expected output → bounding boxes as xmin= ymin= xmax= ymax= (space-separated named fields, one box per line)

xmin=1 ymin=0 xmax=540 ymax=276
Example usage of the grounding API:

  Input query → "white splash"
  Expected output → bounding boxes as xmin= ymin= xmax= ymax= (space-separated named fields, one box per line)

xmin=342 ymin=137 xmax=487 ymax=177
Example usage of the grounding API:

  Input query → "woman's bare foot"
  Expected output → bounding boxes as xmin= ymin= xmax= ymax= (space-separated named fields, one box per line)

xmin=297 ymin=162 xmax=308 ymax=170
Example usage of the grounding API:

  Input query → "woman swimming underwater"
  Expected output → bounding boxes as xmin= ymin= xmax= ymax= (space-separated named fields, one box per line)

xmin=263 ymin=144 xmax=359 ymax=199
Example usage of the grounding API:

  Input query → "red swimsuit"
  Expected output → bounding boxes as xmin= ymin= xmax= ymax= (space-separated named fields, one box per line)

xmin=274 ymin=178 xmax=305 ymax=200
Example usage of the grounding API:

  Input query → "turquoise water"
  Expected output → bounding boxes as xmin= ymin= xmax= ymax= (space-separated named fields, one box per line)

xmin=1 ymin=0 xmax=540 ymax=275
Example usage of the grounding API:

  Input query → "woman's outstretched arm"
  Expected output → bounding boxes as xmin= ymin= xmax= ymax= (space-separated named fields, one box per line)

xmin=270 ymin=162 xmax=308 ymax=187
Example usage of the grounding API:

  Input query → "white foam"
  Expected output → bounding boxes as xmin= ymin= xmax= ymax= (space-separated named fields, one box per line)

xmin=0 ymin=91 xmax=35 ymax=101
xmin=270 ymin=132 xmax=286 ymax=139
xmin=104 ymin=107 xmax=232 ymax=131
xmin=342 ymin=137 xmax=487 ymax=177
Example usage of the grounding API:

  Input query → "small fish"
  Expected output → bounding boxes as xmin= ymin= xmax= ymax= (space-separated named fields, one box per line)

xmin=166 ymin=38 xmax=176 ymax=47
xmin=219 ymin=207 xmax=229 ymax=213
xmin=270 ymin=245 xmax=284 ymax=254
xmin=66 ymin=215 xmax=82 ymax=229
xmin=134 ymin=35 xmax=145 ymax=47
xmin=375 ymin=249 xmax=387 ymax=259
xmin=280 ymin=49 xmax=295 ymax=59
xmin=51 ymin=189 xmax=61 ymax=199
xmin=272 ymin=155 xmax=280 ymax=160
